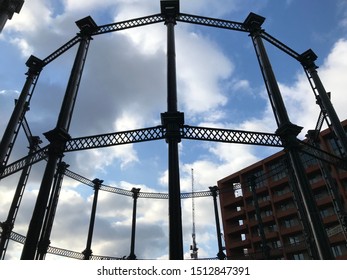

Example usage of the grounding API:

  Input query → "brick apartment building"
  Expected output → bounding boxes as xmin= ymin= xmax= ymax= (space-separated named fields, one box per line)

xmin=218 ymin=121 xmax=347 ymax=260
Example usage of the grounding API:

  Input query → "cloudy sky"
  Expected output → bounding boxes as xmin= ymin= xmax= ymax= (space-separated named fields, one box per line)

xmin=1 ymin=0 xmax=347 ymax=260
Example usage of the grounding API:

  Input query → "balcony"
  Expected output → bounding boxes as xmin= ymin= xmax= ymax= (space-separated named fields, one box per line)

xmin=269 ymin=177 xmax=288 ymax=188
xmin=284 ymin=241 xmax=308 ymax=254
xmin=225 ymin=208 xmax=246 ymax=221
xmin=310 ymin=180 xmax=326 ymax=190
xmin=280 ymin=224 xmax=303 ymax=236
xmin=222 ymin=194 xmax=244 ymax=207
xmin=273 ymin=191 xmax=293 ymax=203
xmin=229 ymin=238 xmax=251 ymax=249
xmin=247 ymin=246 xmax=284 ymax=259
xmin=227 ymin=223 xmax=248 ymax=235
xmin=329 ymin=232 xmax=346 ymax=244
xmin=316 ymin=195 xmax=332 ymax=207
xmin=258 ymin=200 xmax=271 ymax=208
xmin=248 ymin=215 xmax=275 ymax=228
xmin=252 ymin=231 xmax=279 ymax=243
xmin=322 ymin=214 xmax=338 ymax=225
xmin=276 ymin=207 xmax=298 ymax=219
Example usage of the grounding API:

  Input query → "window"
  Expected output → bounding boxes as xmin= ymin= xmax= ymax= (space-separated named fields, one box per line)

xmin=274 ymin=186 xmax=291 ymax=196
xmin=320 ymin=207 xmax=334 ymax=218
xmin=293 ymin=253 xmax=305 ymax=260
xmin=314 ymin=189 xmax=329 ymax=201
xmin=327 ymin=138 xmax=344 ymax=157
xmin=271 ymin=240 xmax=282 ymax=249
xmin=258 ymin=193 xmax=270 ymax=202
xmin=278 ymin=201 xmax=295 ymax=211
xmin=308 ymin=172 xmax=322 ymax=184
xmin=244 ymin=169 xmax=267 ymax=189
xmin=261 ymin=209 xmax=273 ymax=218
xmin=233 ymin=183 xmax=243 ymax=197
xmin=283 ymin=217 xmax=299 ymax=228
xmin=268 ymin=161 xmax=287 ymax=182
xmin=288 ymin=236 xmax=300 ymax=245
xmin=287 ymin=234 xmax=304 ymax=246
xmin=331 ymin=245 xmax=344 ymax=257
xmin=266 ymin=224 xmax=278 ymax=232
xmin=300 ymin=153 xmax=318 ymax=168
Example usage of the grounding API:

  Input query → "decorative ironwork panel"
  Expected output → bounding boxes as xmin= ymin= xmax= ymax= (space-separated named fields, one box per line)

xmin=64 ymin=169 xmax=95 ymax=187
xmin=181 ymin=190 xmax=213 ymax=199
xmin=93 ymin=14 xmax=165 ymax=35
xmin=0 ymin=146 xmax=49 ymax=179
xmin=178 ymin=13 xmax=247 ymax=32
xmin=9 ymin=231 xmax=26 ymax=244
xmin=90 ymin=255 xmax=124 ymax=260
xmin=100 ymin=184 xmax=134 ymax=197
xmin=65 ymin=126 xmax=165 ymax=152
xmin=47 ymin=246 xmax=84 ymax=260
xmin=182 ymin=125 xmax=283 ymax=147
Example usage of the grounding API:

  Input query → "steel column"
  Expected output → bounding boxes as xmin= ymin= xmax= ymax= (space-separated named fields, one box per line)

xmin=36 ymin=161 xmax=69 ymax=260
xmin=209 ymin=186 xmax=226 ymax=260
xmin=245 ymin=13 xmax=333 ymax=259
xmin=301 ymin=49 xmax=347 ymax=156
xmin=0 ymin=136 xmax=41 ymax=259
xmin=128 ymin=188 xmax=140 ymax=260
xmin=0 ymin=56 xmax=43 ymax=170
xmin=21 ymin=19 xmax=94 ymax=259
xmin=161 ymin=1 xmax=184 ymax=260
xmin=83 ymin=179 xmax=102 ymax=260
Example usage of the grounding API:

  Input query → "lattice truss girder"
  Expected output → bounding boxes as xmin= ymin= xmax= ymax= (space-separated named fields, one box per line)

xmin=2 ymin=125 xmax=346 ymax=180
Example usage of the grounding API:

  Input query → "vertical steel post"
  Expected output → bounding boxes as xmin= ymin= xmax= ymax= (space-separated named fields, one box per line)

xmin=36 ymin=161 xmax=69 ymax=260
xmin=244 ymin=13 xmax=333 ymax=259
xmin=128 ymin=188 xmax=140 ymax=260
xmin=83 ymin=179 xmax=102 ymax=260
xmin=0 ymin=56 xmax=43 ymax=170
xmin=209 ymin=186 xmax=226 ymax=260
xmin=0 ymin=136 xmax=41 ymax=259
xmin=301 ymin=50 xmax=347 ymax=156
xmin=21 ymin=17 xmax=96 ymax=260
xmin=160 ymin=0 xmax=184 ymax=260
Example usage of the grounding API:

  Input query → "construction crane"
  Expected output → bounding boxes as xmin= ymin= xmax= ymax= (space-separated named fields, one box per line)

xmin=190 ymin=168 xmax=198 ymax=259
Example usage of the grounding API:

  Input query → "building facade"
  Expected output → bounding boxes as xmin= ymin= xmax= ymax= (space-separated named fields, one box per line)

xmin=218 ymin=121 xmax=347 ymax=260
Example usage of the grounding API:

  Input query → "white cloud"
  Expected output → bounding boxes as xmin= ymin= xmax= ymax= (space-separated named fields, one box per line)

xmin=176 ymin=31 xmax=233 ymax=116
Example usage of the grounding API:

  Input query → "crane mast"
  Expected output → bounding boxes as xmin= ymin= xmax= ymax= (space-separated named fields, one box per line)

xmin=190 ymin=168 xmax=198 ymax=259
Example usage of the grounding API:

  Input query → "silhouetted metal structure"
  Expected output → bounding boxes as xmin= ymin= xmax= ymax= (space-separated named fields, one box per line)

xmin=209 ymin=186 xmax=226 ymax=260
xmin=0 ymin=0 xmax=24 ymax=32
xmin=0 ymin=0 xmax=346 ymax=260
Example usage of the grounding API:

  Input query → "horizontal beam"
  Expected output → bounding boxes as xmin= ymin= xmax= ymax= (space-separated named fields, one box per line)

xmin=177 ymin=13 xmax=247 ymax=32
xmin=65 ymin=126 xmax=165 ymax=152
xmin=0 ymin=146 xmax=49 ymax=179
xmin=182 ymin=125 xmax=283 ymax=147
xmin=93 ymin=14 xmax=165 ymax=35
